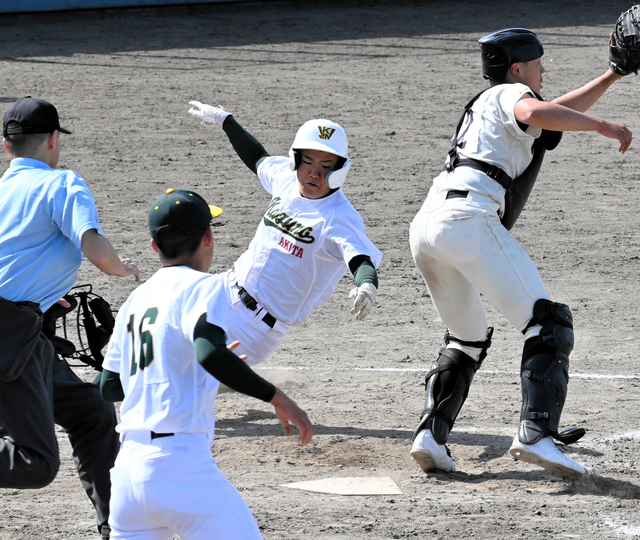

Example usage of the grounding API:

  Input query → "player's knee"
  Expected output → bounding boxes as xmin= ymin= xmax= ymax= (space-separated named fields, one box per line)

xmin=527 ymin=298 xmax=574 ymax=356
xmin=24 ymin=459 xmax=59 ymax=488
xmin=0 ymin=449 xmax=59 ymax=488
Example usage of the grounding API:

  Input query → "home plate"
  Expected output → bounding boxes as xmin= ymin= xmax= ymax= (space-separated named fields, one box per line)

xmin=281 ymin=477 xmax=402 ymax=495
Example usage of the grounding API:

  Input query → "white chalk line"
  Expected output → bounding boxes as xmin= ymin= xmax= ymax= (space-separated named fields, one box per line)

xmin=256 ymin=366 xmax=640 ymax=443
xmin=257 ymin=365 xmax=640 ymax=380
xmin=253 ymin=366 xmax=640 ymax=442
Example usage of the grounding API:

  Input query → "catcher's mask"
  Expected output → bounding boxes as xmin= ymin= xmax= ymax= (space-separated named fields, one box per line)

xmin=288 ymin=119 xmax=351 ymax=189
xmin=479 ymin=28 xmax=544 ymax=82
xmin=42 ymin=284 xmax=115 ymax=371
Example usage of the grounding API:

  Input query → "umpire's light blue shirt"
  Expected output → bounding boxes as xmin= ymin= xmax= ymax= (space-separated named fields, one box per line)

xmin=0 ymin=157 xmax=103 ymax=312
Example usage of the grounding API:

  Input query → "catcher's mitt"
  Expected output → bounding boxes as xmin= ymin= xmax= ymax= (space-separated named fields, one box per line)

xmin=610 ymin=4 xmax=640 ymax=75
xmin=43 ymin=284 xmax=116 ymax=371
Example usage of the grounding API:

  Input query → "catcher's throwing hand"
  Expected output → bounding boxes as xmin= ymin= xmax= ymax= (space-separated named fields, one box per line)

xmin=270 ymin=388 xmax=313 ymax=446
xmin=188 ymin=101 xmax=231 ymax=125
xmin=599 ymin=120 xmax=633 ymax=153
xmin=349 ymin=282 xmax=377 ymax=320
xmin=609 ymin=5 xmax=640 ymax=75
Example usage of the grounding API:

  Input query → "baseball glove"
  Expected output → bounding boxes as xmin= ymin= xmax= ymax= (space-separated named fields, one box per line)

xmin=610 ymin=4 xmax=640 ymax=75
xmin=44 ymin=284 xmax=116 ymax=371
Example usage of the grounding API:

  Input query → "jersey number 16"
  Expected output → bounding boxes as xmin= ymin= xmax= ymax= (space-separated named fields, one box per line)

xmin=126 ymin=307 xmax=159 ymax=375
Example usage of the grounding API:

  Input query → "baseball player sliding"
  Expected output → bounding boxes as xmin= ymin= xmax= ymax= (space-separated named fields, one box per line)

xmin=100 ymin=189 xmax=312 ymax=540
xmin=409 ymin=27 xmax=632 ymax=479
xmin=187 ymin=103 xmax=383 ymax=367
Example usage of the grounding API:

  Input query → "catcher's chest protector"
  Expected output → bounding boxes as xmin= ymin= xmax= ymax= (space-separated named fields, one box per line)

xmin=447 ymin=89 xmax=561 ymax=230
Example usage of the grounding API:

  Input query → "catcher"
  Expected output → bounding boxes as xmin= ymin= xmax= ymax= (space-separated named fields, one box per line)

xmin=409 ymin=16 xmax=635 ymax=480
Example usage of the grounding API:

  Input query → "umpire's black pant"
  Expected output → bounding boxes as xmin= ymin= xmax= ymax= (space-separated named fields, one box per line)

xmin=0 ymin=334 xmax=119 ymax=534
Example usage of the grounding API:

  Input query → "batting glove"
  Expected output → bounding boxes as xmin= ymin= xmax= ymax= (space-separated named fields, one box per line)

xmin=349 ymin=282 xmax=377 ymax=321
xmin=188 ymin=101 xmax=231 ymax=125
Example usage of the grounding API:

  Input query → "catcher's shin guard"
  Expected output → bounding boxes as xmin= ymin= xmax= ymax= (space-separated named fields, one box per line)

xmin=414 ymin=329 xmax=493 ymax=445
xmin=518 ymin=299 xmax=585 ymax=445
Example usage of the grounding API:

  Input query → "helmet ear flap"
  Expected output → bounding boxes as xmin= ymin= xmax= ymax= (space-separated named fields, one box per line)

xmin=290 ymin=151 xmax=351 ymax=189
xmin=326 ymin=159 xmax=351 ymax=189
xmin=289 ymin=148 xmax=301 ymax=171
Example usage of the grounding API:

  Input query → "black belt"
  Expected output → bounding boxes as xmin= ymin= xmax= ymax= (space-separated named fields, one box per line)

xmin=238 ymin=287 xmax=276 ymax=329
xmin=151 ymin=431 xmax=174 ymax=440
xmin=448 ymin=157 xmax=513 ymax=189
xmin=446 ymin=190 xmax=469 ymax=199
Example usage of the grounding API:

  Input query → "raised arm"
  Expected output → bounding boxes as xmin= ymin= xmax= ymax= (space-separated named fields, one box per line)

xmin=552 ymin=69 xmax=623 ymax=113
xmin=188 ymin=101 xmax=269 ymax=174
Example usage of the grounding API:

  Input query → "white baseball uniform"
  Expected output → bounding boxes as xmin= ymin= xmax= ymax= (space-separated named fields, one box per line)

xmin=103 ymin=266 xmax=263 ymax=540
xmin=410 ymin=83 xmax=550 ymax=343
xmin=225 ymin=155 xmax=383 ymax=365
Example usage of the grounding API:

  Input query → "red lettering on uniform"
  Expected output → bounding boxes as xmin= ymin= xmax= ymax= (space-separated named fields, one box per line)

xmin=278 ymin=236 xmax=303 ymax=258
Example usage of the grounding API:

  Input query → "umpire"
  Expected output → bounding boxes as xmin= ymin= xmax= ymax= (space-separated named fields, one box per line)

xmin=0 ymin=97 xmax=139 ymax=539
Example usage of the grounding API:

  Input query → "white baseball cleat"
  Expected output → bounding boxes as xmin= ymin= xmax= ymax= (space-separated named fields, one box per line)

xmin=411 ymin=429 xmax=456 ymax=473
xmin=509 ymin=436 xmax=586 ymax=479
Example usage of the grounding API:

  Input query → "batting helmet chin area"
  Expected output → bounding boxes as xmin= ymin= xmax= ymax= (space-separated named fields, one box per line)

xmin=288 ymin=119 xmax=351 ymax=189
xmin=479 ymin=28 xmax=544 ymax=82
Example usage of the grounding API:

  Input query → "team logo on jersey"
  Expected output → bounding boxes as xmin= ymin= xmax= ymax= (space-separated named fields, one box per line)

xmin=263 ymin=197 xmax=315 ymax=244
xmin=318 ymin=126 xmax=336 ymax=140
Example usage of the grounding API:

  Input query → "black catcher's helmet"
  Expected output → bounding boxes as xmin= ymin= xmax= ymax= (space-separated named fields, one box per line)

xmin=479 ymin=28 xmax=544 ymax=82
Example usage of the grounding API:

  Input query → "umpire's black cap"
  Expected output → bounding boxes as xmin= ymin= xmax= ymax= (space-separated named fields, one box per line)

xmin=3 ymin=96 xmax=72 ymax=138
xmin=149 ymin=189 xmax=223 ymax=244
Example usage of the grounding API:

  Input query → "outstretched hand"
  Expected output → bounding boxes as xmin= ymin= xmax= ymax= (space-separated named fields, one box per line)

xmin=349 ymin=282 xmax=377 ymax=320
xmin=270 ymin=388 xmax=313 ymax=446
xmin=119 ymin=258 xmax=140 ymax=281
xmin=187 ymin=101 xmax=231 ymax=126
xmin=600 ymin=120 xmax=633 ymax=153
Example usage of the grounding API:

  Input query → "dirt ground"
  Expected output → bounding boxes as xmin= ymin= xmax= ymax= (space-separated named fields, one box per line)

xmin=1 ymin=0 xmax=640 ymax=538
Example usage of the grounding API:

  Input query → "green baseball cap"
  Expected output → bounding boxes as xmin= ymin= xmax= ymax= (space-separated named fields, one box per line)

xmin=149 ymin=188 xmax=223 ymax=243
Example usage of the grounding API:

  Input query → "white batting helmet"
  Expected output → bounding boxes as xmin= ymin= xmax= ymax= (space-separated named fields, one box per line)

xmin=288 ymin=119 xmax=351 ymax=189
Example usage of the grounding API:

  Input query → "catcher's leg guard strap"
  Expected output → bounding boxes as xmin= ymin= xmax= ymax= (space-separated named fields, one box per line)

xmin=518 ymin=299 xmax=583 ymax=444
xmin=415 ymin=330 xmax=492 ymax=445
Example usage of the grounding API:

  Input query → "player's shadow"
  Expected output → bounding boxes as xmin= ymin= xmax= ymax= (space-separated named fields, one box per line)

xmin=450 ymin=469 xmax=640 ymax=500
xmin=442 ymin=431 xmax=640 ymax=500
xmin=215 ymin=410 xmax=412 ymax=439
xmin=450 ymin=431 xmax=604 ymax=459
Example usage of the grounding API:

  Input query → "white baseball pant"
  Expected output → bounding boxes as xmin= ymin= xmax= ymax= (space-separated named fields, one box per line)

xmin=108 ymin=431 xmax=263 ymax=540
xmin=409 ymin=188 xmax=550 ymax=340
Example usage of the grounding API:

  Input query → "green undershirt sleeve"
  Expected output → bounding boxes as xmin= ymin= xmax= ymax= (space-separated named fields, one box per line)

xmin=100 ymin=369 xmax=125 ymax=402
xmin=349 ymin=255 xmax=379 ymax=288
xmin=193 ymin=313 xmax=276 ymax=402
xmin=221 ymin=116 xmax=271 ymax=174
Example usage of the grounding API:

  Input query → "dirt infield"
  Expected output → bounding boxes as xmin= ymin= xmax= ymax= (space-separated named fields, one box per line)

xmin=1 ymin=1 xmax=640 ymax=538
